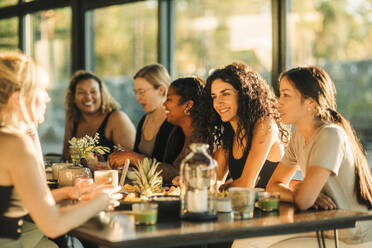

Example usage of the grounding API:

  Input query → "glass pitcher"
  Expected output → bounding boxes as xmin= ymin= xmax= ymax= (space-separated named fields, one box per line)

xmin=180 ymin=143 xmax=217 ymax=221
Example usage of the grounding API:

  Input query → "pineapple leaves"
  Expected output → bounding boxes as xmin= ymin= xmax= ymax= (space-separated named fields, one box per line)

xmin=128 ymin=158 xmax=163 ymax=194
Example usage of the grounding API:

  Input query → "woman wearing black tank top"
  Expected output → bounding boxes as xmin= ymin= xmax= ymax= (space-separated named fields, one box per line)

xmin=0 ymin=52 xmax=120 ymax=247
xmin=62 ymin=70 xmax=136 ymax=162
xmin=205 ymin=63 xmax=289 ymax=190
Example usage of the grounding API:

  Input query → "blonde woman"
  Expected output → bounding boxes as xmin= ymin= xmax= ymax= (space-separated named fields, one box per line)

xmin=109 ymin=64 xmax=182 ymax=167
xmin=62 ymin=70 xmax=135 ymax=162
xmin=0 ymin=52 xmax=118 ymax=247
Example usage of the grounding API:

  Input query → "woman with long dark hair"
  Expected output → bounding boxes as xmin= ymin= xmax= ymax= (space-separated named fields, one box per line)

xmin=235 ymin=66 xmax=372 ymax=247
xmin=205 ymin=62 xmax=289 ymax=190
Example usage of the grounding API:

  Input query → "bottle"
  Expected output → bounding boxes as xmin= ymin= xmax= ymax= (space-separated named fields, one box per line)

xmin=180 ymin=143 xmax=217 ymax=221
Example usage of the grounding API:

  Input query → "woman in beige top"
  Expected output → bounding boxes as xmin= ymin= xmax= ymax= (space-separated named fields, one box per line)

xmin=234 ymin=66 xmax=372 ymax=247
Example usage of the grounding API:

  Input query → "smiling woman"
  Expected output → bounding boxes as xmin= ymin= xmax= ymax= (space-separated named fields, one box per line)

xmin=62 ymin=70 xmax=136 ymax=162
xmin=108 ymin=64 xmax=181 ymax=169
xmin=205 ymin=62 xmax=289 ymax=190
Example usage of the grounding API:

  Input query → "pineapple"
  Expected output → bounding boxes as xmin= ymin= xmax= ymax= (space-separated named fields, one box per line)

xmin=127 ymin=158 xmax=163 ymax=196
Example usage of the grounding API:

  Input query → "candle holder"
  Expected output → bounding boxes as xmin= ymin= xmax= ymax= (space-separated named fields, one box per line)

xmin=180 ymin=143 xmax=217 ymax=221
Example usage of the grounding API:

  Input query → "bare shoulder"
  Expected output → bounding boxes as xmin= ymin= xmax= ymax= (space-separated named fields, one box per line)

xmin=0 ymin=131 xmax=29 ymax=150
xmin=108 ymin=110 xmax=135 ymax=132
xmin=110 ymin=110 xmax=131 ymax=123
xmin=0 ymin=132 xmax=33 ymax=168
xmin=253 ymin=117 xmax=278 ymax=137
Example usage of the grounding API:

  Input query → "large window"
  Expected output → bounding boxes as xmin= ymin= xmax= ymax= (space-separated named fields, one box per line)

xmin=0 ymin=0 xmax=370 ymax=163
xmin=88 ymin=0 xmax=158 ymax=126
xmin=0 ymin=18 xmax=18 ymax=52
xmin=287 ymin=0 xmax=372 ymax=156
xmin=25 ymin=7 xmax=72 ymax=154
xmin=175 ymin=0 xmax=272 ymax=83
xmin=0 ymin=0 xmax=17 ymax=8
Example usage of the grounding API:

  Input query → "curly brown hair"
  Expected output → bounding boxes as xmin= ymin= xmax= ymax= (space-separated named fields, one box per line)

xmin=169 ymin=77 xmax=214 ymax=153
xmin=65 ymin=70 xmax=120 ymax=124
xmin=205 ymin=62 xmax=289 ymax=151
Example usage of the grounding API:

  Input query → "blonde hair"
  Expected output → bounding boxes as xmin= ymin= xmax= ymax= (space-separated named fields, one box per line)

xmin=65 ymin=70 xmax=120 ymax=124
xmin=134 ymin=64 xmax=171 ymax=96
xmin=0 ymin=51 xmax=48 ymax=129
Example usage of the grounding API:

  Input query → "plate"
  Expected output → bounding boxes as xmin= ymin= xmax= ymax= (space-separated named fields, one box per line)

xmin=118 ymin=195 xmax=180 ymax=220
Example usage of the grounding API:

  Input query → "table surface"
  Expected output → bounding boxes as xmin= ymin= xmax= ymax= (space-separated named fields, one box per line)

xmin=71 ymin=203 xmax=372 ymax=248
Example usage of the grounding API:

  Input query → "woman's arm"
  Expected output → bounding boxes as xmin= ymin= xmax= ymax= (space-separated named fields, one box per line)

xmin=7 ymin=134 xmax=111 ymax=238
xmin=231 ymin=118 xmax=280 ymax=188
xmin=292 ymin=165 xmax=332 ymax=210
xmin=108 ymin=150 xmax=145 ymax=168
xmin=109 ymin=111 xmax=136 ymax=151
xmin=266 ymin=163 xmax=334 ymax=210
xmin=266 ymin=162 xmax=297 ymax=203
xmin=51 ymin=187 xmax=79 ymax=202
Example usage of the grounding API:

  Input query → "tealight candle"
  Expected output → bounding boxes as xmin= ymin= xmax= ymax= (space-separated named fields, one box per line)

xmin=258 ymin=192 xmax=280 ymax=211
xmin=187 ymin=189 xmax=208 ymax=212
xmin=132 ymin=203 xmax=158 ymax=225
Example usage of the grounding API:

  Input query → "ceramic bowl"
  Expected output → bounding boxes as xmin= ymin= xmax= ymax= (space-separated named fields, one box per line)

xmin=51 ymin=163 xmax=73 ymax=180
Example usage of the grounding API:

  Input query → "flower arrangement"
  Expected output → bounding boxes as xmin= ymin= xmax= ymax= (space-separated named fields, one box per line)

xmin=69 ymin=133 xmax=110 ymax=166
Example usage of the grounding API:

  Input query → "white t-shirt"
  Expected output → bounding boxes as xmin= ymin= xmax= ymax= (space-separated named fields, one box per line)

xmin=282 ymin=124 xmax=372 ymax=244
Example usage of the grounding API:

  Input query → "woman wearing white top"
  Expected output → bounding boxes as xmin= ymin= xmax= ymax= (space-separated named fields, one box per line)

xmin=0 ymin=52 xmax=119 ymax=247
xmin=233 ymin=66 xmax=372 ymax=248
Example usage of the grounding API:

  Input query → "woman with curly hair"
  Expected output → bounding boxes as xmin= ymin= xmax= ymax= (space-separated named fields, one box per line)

xmin=111 ymin=77 xmax=210 ymax=184
xmin=205 ymin=62 xmax=289 ymax=190
xmin=62 ymin=70 xmax=135 ymax=161
xmin=161 ymin=76 xmax=214 ymax=184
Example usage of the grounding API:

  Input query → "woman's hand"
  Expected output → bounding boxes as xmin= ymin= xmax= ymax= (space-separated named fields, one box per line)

xmin=312 ymin=192 xmax=337 ymax=210
xmin=108 ymin=150 xmax=144 ymax=169
xmin=172 ymin=176 xmax=180 ymax=186
xmin=219 ymin=182 xmax=233 ymax=191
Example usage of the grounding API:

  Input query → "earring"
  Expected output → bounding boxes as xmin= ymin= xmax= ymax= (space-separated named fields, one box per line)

xmin=184 ymin=108 xmax=190 ymax=116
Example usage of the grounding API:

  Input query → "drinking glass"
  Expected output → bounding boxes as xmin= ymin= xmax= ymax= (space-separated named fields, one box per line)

xmin=132 ymin=203 xmax=158 ymax=225
xmin=258 ymin=192 xmax=280 ymax=211
xmin=228 ymin=187 xmax=255 ymax=219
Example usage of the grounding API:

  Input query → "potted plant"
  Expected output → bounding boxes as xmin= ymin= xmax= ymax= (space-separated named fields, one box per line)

xmin=68 ymin=133 xmax=110 ymax=169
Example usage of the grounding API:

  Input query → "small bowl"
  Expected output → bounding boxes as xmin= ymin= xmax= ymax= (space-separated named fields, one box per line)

xmin=254 ymin=188 xmax=265 ymax=201
xmin=258 ymin=192 xmax=280 ymax=211
xmin=51 ymin=163 xmax=73 ymax=180
xmin=214 ymin=197 xmax=232 ymax=212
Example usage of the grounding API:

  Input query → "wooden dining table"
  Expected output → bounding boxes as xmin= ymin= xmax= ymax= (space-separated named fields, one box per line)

xmin=71 ymin=203 xmax=372 ymax=248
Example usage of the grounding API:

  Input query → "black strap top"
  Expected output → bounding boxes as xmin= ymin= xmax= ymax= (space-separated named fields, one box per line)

xmin=228 ymin=141 xmax=278 ymax=188
xmin=73 ymin=111 xmax=115 ymax=159
xmin=96 ymin=111 xmax=115 ymax=152
xmin=134 ymin=114 xmax=178 ymax=162
xmin=0 ymin=185 xmax=27 ymax=240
